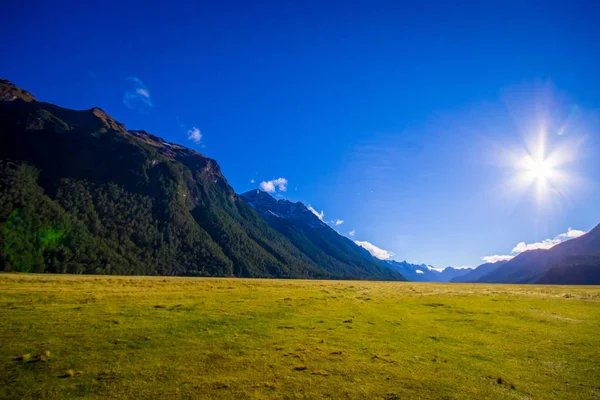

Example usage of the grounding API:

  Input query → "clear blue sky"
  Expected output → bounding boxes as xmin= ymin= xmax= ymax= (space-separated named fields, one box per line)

xmin=3 ymin=1 xmax=600 ymax=268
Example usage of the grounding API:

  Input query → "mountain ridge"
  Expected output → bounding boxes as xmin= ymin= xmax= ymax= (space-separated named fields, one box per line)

xmin=0 ymin=78 xmax=402 ymax=280
xmin=240 ymin=189 xmax=405 ymax=281
xmin=383 ymin=260 xmax=472 ymax=282
xmin=451 ymin=261 xmax=508 ymax=282
xmin=476 ymin=224 xmax=600 ymax=284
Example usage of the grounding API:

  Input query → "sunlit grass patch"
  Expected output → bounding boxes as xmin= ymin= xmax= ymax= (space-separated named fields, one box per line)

xmin=1 ymin=274 xmax=599 ymax=399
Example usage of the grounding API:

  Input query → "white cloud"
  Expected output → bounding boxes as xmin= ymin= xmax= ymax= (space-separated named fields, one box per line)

xmin=307 ymin=206 xmax=325 ymax=221
xmin=556 ymin=228 xmax=586 ymax=240
xmin=482 ymin=255 xmax=514 ymax=263
xmin=354 ymin=240 xmax=395 ymax=260
xmin=187 ymin=127 xmax=202 ymax=143
xmin=456 ymin=266 xmax=473 ymax=270
xmin=348 ymin=230 xmax=356 ymax=237
xmin=482 ymin=227 xmax=586 ymax=264
xmin=511 ymin=228 xmax=587 ymax=254
xmin=415 ymin=269 xmax=424 ymax=274
xmin=260 ymin=178 xmax=288 ymax=193
xmin=334 ymin=219 xmax=344 ymax=226
xmin=123 ymin=77 xmax=153 ymax=109
xmin=511 ymin=239 xmax=558 ymax=253
xmin=250 ymin=179 xmax=255 ymax=183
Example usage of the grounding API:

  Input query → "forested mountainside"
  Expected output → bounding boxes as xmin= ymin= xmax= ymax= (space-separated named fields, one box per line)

xmin=0 ymin=78 xmax=404 ymax=280
xmin=241 ymin=189 xmax=404 ymax=281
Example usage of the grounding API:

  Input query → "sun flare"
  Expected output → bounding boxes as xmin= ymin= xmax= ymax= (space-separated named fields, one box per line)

xmin=489 ymin=82 xmax=593 ymax=213
xmin=523 ymin=154 xmax=555 ymax=182
xmin=507 ymin=125 xmax=582 ymax=208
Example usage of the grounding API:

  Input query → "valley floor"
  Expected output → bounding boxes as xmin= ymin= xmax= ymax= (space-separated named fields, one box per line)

xmin=1 ymin=273 xmax=599 ymax=399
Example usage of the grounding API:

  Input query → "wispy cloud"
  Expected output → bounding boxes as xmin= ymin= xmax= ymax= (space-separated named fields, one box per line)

xmin=354 ymin=240 xmax=395 ymax=260
xmin=187 ymin=127 xmax=202 ymax=143
xmin=333 ymin=219 xmax=344 ymax=226
xmin=260 ymin=178 xmax=288 ymax=193
xmin=482 ymin=228 xmax=587 ymax=264
xmin=348 ymin=230 xmax=356 ymax=237
xmin=250 ymin=179 xmax=255 ymax=183
xmin=123 ymin=77 xmax=153 ymax=110
xmin=307 ymin=206 xmax=325 ymax=221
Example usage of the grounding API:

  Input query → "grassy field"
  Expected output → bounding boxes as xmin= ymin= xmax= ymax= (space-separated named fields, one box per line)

xmin=1 ymin=274 xmax=599 ymax=399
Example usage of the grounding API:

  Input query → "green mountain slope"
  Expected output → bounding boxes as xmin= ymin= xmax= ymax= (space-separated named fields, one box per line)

xmin=0 ymin=78 xmax=338 ymax=278
xmin=240 ymin=190 xmax=405 ymax=281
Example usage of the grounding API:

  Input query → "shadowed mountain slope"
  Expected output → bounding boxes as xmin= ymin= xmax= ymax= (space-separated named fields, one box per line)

xmin=451 ymin=261 xmax=508 ymax=282
xmin=0 ymin=78 xmax=403 ymax=279
xmin=476 ymin=225 xmax=600 ymax=284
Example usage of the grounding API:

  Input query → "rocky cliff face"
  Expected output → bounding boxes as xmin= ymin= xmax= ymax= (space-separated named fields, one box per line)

xmin=0 ymin=77 xmax=36 ymax=102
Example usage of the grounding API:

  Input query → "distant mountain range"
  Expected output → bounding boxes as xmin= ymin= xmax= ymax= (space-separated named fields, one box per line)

xmin=451 ymin=261 xmax=508 ymax=283
xmin=383 ymin=260 xmax=473 ymax=282
xmin=0 ymin=77 xmax=403 ymax=281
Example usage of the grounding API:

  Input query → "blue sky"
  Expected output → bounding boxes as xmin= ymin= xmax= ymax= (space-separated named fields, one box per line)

xmin=3 ymin=1 xmax=600 ymax=269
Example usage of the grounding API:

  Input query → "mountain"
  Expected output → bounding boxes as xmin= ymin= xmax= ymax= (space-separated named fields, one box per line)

xmin=537 ymin=254 xmax=600 ymax=285
xmin=476 ymin=225 xmax=600 ymax=284
xmin=438 ymin=267 xmax=474 ymax=281
xmin=383 ymin=260 xmax=472 ymax=282
xmin=239 ymin=190 xmax=405 ymax=280
xmin=0 ymin=77 xmax=404 ymax=280
xmin=451 ymin=261 xmax=508 ymax=282
xmin=383 ymin=261 xmax=435 ymax=281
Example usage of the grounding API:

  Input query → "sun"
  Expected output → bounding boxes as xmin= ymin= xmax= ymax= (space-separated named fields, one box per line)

xmin=509 ymin=128 xmax=579 ymax=207
xmin=485 ymin=83 xmax=588 ymax=211
xmin=523 ymin=154 xmax=554 ymax=182
xmin=513 ymin=137 xmax=560 ymax=205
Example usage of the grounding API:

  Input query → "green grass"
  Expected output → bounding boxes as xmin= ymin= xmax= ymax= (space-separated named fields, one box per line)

xmin=1 ymin=274 xmax=599 ymax=399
